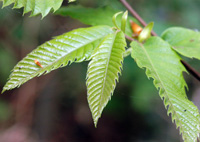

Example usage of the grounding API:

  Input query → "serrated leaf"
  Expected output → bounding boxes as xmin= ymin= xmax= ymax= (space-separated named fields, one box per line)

xmin=86 ymin=31 xmax=126 ymax=126
xmin=162 ymin=27 xmax=200 ymax=60
xmin=131 ymin=37 xmax=200 ymax=142
xmin=55 ymin=5 xmax=137 ymax=37
xmin=2 ymin=26 xmax=113 ymax=93
xmin=0 ymin=0 xmax=64 ymax=18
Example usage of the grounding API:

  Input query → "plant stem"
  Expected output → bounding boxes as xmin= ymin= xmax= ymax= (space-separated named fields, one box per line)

xmin=120 ymin=0 xmax=200 ymax=81
xmin=181 ymin=61 xmax=200 ymax=81
xmin=125 ymin=34 xmax=135 ymax=41
xmin=120 ymin=0 xmax=157 ymax=36
xmin=123 ymin=47 xmax=132 ymax=58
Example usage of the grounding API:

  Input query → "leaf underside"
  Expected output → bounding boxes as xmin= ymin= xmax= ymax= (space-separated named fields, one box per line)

xmin=55 ymin=5 xmax=137 ymax=37
xmin=1 ymin=0 xmax=64 ymax=18
xmin=162 ymin=27 xmax=200 ymax=60
xmin=131 ymin=37 xmax=200 ymax=142
xmin=2 ymin=26 xmax=113 ymax=93
xmin=86 ymin=31 xmax=126 ymax=126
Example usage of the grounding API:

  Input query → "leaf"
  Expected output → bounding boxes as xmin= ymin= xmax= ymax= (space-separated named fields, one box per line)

xmin=55 ymin=5 xmax=137 ymax=37
xmin=86 ymin=31 xmax=126 ymax=126
xmin=0 ymin=0 xmax=64 ymax=18
xmin=161 ymin=27 xmax=200 ymax=60
xmin=131 ymin=37 xmax=200 ymax=142
xmin=138 ymin=22 xmax=154 ymax=42
xmin=2 ymin=26 xmax=113 ymax=93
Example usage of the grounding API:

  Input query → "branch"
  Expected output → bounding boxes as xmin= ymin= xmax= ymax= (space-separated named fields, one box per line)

xmin=181 ymin=61 xmax=200 ymax=81
xmin=120 ymin=0 xmax=200 ymax=81
xmin=120 ymin=0 xmax=157 ymax=36
xmin=125 ymin=34 xmax=135 ymax=41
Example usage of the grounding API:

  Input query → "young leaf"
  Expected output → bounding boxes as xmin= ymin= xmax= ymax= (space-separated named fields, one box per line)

xmin=55 ymin=5 xmax=137 ymax=37
xmin=121 ymin=10 xmax=128 ymax=33
xmin=138 ymin=22 xmax=154 ymax=42
xmin=112 ymin=11 xmax=123 ymax=30
xmin=86 ymin=31 xmax=126 ymax=127
xmin=1 ymin=0 xmax=64 ymax=18
xmin=2 ymin=26 xmax=113 ymax=93
xmin=162 ymin=27 xmax=200 ymax=60
xmin=131 ymin=37 xmax=200 ymax=142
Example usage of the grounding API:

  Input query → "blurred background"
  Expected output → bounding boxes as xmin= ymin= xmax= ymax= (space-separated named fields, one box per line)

xmin=0 ymin=0 xmax=200 ymax=142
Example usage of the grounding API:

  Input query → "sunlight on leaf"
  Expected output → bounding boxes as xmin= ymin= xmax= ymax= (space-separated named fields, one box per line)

xmin=86 ymin=31 xmax=126 ymax=127
xmin=2 ymin=26 xmax=113 ymax=93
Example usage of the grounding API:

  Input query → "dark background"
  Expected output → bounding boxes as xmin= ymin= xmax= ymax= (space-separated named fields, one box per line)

xmin=0 ymin=0 xmax=200 ymax=142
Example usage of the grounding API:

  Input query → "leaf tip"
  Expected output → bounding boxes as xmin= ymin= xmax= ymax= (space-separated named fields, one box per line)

xmin=1 ymin=87 xmax=7 ymax=94
xmin=138 ymin=22 xmax=154 ymax=42
xmin=94 ymin=121 xmax=98 ymax=128
xmin=1 ymin=90 xmax=5 ymax=94
xmin=121 ymin=10 xmax=128 ymax=33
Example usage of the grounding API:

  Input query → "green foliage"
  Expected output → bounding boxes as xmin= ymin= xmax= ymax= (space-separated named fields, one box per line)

xmin=0 ymin=0 xmax=64 ymax=18
xmin=162 ymin=27 xmax=200 ymax=60
xmin=2 ymin=26 xmax=113 ymax=93
xmin=55 ymin=5 xmax=137 ymax=37
xmin=131 ymin=37 xmax=200 ymax=142
xmin=86 ymin=31 xmax=126 ymax=126
xmin=1 ymin=1 xmax=200 ymax=141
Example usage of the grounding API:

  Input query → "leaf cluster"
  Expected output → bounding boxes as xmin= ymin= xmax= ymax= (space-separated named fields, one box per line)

xmin=1 ymin=1 xmax=200 ymax=142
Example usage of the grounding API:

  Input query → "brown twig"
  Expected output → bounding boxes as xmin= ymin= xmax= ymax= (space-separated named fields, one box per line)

xmin=181 ymin=61 xmax=200 ymax=81
xmin=120 ymin=0 xmax=157 ymax=36
xmin=120 ymin=0 xmax=200 ymax=81
xmin=125 ymin=34 xmax=135 ymax=41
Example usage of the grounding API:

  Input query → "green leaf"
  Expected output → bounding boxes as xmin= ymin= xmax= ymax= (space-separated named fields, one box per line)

xmin=0 ymin=0 xmax=63 ymax=18
xmin=86 ymin=31 xmax=126 ymax=126
xmin=2 ymin=26 xmax=113 ymax=93
xmin=131 ymin=37 xmax=200 ymax=142
xmin=55 ymin=5 xmax=137 ymax=37
xmin=161 ymin=27 xmax=200 ymax=60
xmin=112 ymin=11 xmax=123 ymax=29
xmin=121 ymin=10 xmax=128 ymax=33
xmin=138 ymin=22 xmax=154 ymax=42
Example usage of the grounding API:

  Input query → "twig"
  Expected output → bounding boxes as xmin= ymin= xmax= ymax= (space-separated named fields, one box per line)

xmin=120 ymin=0 xmax=157 ymax=36
xmin=120 ymin=0 xmax=200 ymax=81
xmin=125 ymin=34 xmax=135 ymax=41
xmin=181 ymin=61 xmax=200 ymax=81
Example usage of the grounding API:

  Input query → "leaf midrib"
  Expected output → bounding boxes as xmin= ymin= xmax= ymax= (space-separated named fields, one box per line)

xmin=8 ymin=35 xmax=106 ymax=90
xmin=98 ymin=33 xmax=116 ymax=118
xmin=140 ymin=43 xmax=189 ymax=138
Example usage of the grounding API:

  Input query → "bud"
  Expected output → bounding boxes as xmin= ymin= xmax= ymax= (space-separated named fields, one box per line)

xmin=138 ymin=22 xmax=154 ymax=42
xmin=130 ymin=20 xmax=143 ymax=35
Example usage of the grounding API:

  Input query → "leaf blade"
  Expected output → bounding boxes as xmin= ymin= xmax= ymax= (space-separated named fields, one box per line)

xmin=161 ymin=27 xmax=200 ymax=60
xmin=131 ymin=37 xmax=200 ymax=142
xmin=55 ymin=5 xmax=137 ymax=37
xmin=1 ymin=0 xmax=64 ymax=18
xmin=2 ymin=26 xmax=113 ymax=93
xmin=86 ymin=31 xmax=126 ymax=126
